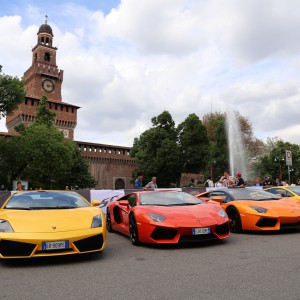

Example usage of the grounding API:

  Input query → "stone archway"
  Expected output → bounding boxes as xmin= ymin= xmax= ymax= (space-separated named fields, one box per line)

xmin=115 ymin=178 xmax=125 ymax=190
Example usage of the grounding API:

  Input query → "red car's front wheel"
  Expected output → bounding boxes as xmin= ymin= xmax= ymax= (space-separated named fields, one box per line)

xmin=129 ymin=214 xmax=140 ymax=246
xmin=106 ymin=209 xmax=114 ymax=233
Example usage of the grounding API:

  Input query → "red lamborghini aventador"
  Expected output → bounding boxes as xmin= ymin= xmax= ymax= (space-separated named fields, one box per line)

xmin=106 ymin=190 xmax=229 ymax=245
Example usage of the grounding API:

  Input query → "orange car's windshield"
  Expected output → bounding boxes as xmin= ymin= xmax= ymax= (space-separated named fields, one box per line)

xmin=288 ymin=186 xmax=300 ymax=195
xmin=227 ymin=188 xmax=282 ymax=201
xmin=140 ymin=192 xmax=204 ymax=206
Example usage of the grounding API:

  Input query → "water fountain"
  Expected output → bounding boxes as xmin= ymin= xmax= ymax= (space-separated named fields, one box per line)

xmin=225 ymin=109 xmax=248 ymax=180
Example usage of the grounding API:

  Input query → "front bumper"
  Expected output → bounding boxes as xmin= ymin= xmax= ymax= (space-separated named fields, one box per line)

xmin=0 ymin=228 xmax=106 ymax=259
xmin=137 ymin=220 xmax=230 ymax=244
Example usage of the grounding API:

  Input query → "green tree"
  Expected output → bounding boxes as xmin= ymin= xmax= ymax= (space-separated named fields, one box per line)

xmin=0 ymin=65 xmax=25 ymax=119
xmin=0 ymin=95 xmax=97 ymax=189
xmin=35 ymin=96 xmax=56 ymax=127
xmin=131 ymin=111 xmax=181 ymax=187
xmin=59 ymin=148 xmax=97 ymax=189
xmin=177 ymin=113 xmax=209 ymax=173
xmin=255 ymin=139 xmax=300 ymax=183
xmin=202 ymin=112 xmax=229 ymax=178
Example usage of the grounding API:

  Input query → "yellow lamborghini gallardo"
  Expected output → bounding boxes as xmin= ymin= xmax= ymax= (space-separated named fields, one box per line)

xmin=0 ymin=190 xmax=106 ymax=259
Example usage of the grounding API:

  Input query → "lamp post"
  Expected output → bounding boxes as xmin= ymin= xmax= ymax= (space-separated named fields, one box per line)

xmin=210 ymin=160 xmax=216 ymax=181
xmin=288 ymin=166 xmax=294 ymax=184
xmin=274 ymin=157 xmax=284 ymax=181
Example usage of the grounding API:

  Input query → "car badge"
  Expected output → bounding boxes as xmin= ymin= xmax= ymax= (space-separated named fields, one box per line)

xmin=196 ymin=220 xmax=201 ymax=223
xmin=52 ymin=226 xmax=56 ymax=230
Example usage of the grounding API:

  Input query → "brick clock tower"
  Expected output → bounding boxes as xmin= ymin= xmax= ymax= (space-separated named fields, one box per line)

xmin=6 ymin=17 xmax=79 ymax=140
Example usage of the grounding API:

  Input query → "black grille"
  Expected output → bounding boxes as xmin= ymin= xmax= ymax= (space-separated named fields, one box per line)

xmin=0 ymin=240 xmax=36 ymax=257
xmin=256 ymin=217 xmax=277 ymax=227
xmin=73 ymin=234 xmax=103 ymax=252
xmin=179 ymin=234 xmax=215 ymax=243
xmin=280 ymin=222 xmax=300 ymax=229
xmin=215 ymin=222 xmax=230 ymax=235
xmin=150 ymin=227 xmax=177 ymax=240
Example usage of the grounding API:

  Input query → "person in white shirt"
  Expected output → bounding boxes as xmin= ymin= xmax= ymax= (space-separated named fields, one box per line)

xmin=145 ymin=177 xmax=158 ymax=189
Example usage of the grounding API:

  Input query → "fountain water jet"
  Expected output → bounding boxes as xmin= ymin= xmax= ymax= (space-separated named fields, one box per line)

xmin=225 ymin=109 xmax=248 ymax=180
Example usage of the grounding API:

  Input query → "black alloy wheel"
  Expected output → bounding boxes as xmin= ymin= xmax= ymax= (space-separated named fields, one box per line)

xmin=129 ymin=214 xmax=140 ymax=246
xmin=227 ymin=207 xmax=242 ymax=233
xmin=106 ymin=209 xmax=113 ymax=232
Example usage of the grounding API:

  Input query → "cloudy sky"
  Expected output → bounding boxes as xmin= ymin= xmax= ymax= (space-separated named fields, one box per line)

xmin=1 ymin=0 xmax=300 ymax=147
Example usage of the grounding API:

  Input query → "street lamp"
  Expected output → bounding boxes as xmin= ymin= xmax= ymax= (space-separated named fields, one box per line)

xmin=288 ymin=166 xmax=294 ymax=184
xmin=210 ymin=160 xmax=216 ymax=181
xmin=274 ymin=157 xmax=285 ymax=181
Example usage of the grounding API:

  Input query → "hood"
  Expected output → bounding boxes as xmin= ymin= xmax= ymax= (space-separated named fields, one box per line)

xmin=238 ymin=199 xmax=300 ymax=212
xmin=0 ymin=207 xmax=101 ymax=233
xmin=142 ymin=203 xmax=222 ymax=220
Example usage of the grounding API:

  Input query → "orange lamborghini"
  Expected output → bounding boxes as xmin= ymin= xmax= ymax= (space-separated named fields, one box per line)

xmin=196 ymin=188 xmax=300 ymax=233
xmin=107 ymin=190 xmax=229 ymax=245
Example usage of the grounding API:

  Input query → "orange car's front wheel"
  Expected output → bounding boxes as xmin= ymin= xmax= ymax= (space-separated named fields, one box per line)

xmin=227 ymin=207 xmax=242 ymax=233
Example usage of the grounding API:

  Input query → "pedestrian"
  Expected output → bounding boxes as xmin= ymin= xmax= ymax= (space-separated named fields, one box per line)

xmin=235 ymin=172 xmax=244 ymax=187
xmin=188 ymin=178 xmax=195 ymax=187
xmin=16 ymin=181 xmax=23 ymax=191
xmin=134 ymin=172 xmax=144 ymax=189
xmin=296 ymin=179 xmax=300 ymax=186
xmin=255 ymin=177 xmax=263 ymax=186
xmin=219 ymin=171 xmax=235 ymax=187
xmin=263 ymin=176 xmax=272 ymax=186
xmin=145 ymin=177 xmax=158 ymax=189
xmin=204 ymin=177 xmax=214 ymax=188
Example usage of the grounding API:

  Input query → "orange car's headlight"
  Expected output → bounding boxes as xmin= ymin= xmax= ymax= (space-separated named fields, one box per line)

xmin=250 ymin=206 xmax=268 ymax=213
xmin=0 ymin=219 xmax=14 ymax=232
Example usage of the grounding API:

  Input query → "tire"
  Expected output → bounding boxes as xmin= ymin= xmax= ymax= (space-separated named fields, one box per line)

xmin=129 ymin=214 xmax=140 ymax=246
xmin=227 ymin=207 xmax=242 ymax=233
xmin=106 ymin=209 xmax=114 ymax=232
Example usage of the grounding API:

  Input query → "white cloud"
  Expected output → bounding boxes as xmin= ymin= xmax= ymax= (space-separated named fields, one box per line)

xmin=1 ymin=0 xmax=300 ymax=147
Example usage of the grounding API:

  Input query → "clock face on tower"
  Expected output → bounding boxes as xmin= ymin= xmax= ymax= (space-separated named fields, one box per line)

xmin=42 ymin=79 xmax=55 ymax=93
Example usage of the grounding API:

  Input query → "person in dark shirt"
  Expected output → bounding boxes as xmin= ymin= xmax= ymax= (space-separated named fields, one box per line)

xmin=134 ymin=172 xmax=144 ymax=189
xmin=235 ymin=172 xmax=244 ymax=187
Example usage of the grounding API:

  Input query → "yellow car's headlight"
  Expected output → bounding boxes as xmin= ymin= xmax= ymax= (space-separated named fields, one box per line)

xmin=0 ymin=219 xmax=14 ymax=232
xmin=91 ymin=215 xmax=102 ymax=228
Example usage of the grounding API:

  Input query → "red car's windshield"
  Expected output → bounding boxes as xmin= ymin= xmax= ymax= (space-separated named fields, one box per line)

xmin=140 ymin=192 xmax=204 ymax=206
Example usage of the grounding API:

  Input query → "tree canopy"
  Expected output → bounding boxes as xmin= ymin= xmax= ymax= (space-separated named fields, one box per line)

xmin=0 ymin=65 xmax=25 ymax=119
xmin=0 ymin=96 xmax=96 ymax=189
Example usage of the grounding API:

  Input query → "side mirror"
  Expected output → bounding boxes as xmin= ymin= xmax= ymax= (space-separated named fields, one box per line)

xmin=211 ymin=196 xmax=223 ymax=204
xmin=91 ymin=200 xmax=101 ymax=207
xmin=119 ymin=200 xmax=129 ymax=207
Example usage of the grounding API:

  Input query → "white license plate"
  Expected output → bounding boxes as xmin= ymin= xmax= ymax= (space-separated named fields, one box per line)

xmin=42 ymin=241 xmax=69 ymax=250
xmin=192 ymin=227 xmax=210 ymax=235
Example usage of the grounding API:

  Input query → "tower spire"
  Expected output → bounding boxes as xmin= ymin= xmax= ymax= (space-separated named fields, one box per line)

xmin=45 ymin=15 xmax=48 ymax=24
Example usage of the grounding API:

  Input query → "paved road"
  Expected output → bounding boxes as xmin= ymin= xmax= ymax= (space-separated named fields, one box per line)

xmin=1 ymin=230 xmax=300 ymax=300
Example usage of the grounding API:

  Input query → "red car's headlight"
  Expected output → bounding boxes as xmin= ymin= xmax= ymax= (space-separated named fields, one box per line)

xmin=147 ymin=213 xmax=166 ymax=222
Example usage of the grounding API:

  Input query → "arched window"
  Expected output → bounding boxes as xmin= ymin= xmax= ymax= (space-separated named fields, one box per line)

xmin=44 ymin=52 xmax=50 ymax=62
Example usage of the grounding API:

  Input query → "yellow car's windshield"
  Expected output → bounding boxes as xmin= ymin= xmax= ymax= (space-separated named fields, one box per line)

xmin=4 ymin=191 xmax=90 ymax=210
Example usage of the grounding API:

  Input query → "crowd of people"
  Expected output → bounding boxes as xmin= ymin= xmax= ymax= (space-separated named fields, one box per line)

xmin=134 ymin=171 xmax=300 ymax=189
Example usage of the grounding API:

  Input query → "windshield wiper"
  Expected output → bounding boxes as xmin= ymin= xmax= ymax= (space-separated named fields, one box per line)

xmin=28 ymin=206 xmax=76 ymax=209
xmin=168 ymin=203 xmax=198 ymax=206
xmin=5 ymin=207 xmax=32 ymax=210
xmin=55 ymin=206 xmax=76 ymax=209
